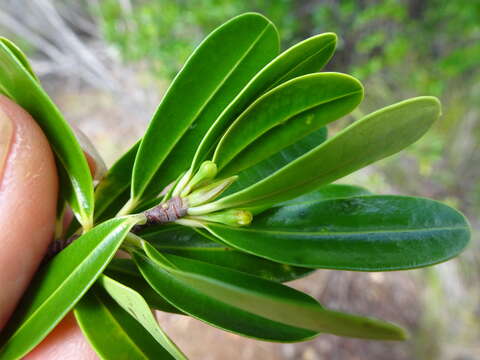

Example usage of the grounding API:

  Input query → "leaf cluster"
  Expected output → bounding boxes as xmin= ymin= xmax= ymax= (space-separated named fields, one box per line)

xmin=0 ymin=14 xmax=470 ymax=360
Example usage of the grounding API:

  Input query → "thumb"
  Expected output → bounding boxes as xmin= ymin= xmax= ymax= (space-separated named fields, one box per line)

xmin=0 ymin=95 xmax=58 ymax=329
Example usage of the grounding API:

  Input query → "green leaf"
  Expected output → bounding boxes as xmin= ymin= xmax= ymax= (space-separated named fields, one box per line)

xmin=0 ymin=39 xmax=94 ymax=228
xmin=205 ymin=195 xmax=470 ymax=270
xmin=217 ymin=118 xmax=328 ymax=181
xmin=0 ymin=38 xmax=38 ymax=81
xmin=98 ymin=275 xmax=186 ymax=359
xmin=75 ymin=286 xmax=176 ymax=360
xmin=279 ymin=183 xmax=372 ymax=207
xmin=264 ymin=33 xmax=337 ymax=91
xmin=223 ymin=126 xmax=327 ymax=198
xmin=0 ymin=216 xmax=140 ymax=360
xmin=139 ymin=226 xmax=313 ymax=282
xmin=199 ymin=97 xmax=441 ymax=213
xmin=131 ymin=13 xmax=279 ymax=203
xmin=94 ymin=142 xmax=139 ymax=222
xmin=134 ymin=247 xmax=315 ymax=342
xmin=134 ymin=244 xmax=406 ymax=341
xmin=212 ymin=73 xmax=363 ymax=172
xmin=191 ymin=32 xmax=337 ymax=170
xmin=105 ymin=259 xmax=182 ymax=313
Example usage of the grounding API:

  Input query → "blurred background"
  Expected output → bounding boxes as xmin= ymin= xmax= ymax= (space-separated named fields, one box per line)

xmin=1 ymin=0 xmax=479 ymax=359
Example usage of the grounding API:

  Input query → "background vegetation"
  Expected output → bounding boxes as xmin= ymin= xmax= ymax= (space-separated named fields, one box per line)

xmin=1 ymin=1 xmax=478 ymax=359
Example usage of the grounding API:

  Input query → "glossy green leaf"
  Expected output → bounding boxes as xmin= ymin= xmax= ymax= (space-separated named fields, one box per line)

xmin=212 ymin=73 xmax=363 ymax=171
xmin=134 ymin=245 xmax=406 ymax=341
xmin=75 ymin=286 xmax=175 ymax=360
xmin=0 ymin=39 xmax=94 ymax=227
xmin=134 ymin=248 xmax=315 ymax=342
xmin=138 ymin=224 xmax=220 ymax=248
xmin=0 ymin=38 xmax=38 ymax=81
xmin=223 ymin=126 xmax=327 ymax=198
xmin=99 ymin=275 xmax=186 ymax=359
xmin=0 ymin=216 xmax=140 ymax=360
xmin=200 ymin=97 xmax=441 ymax=213
xmin=94 ymin=142 xmax=140 ymax=222
xmin=205 ymin=195 xmax=470 ymax=270
xmin=105 ymin=259 xmax=182 ymax=314
xmin=56 ymin=163 xmax=75 ymax=234
xmin=139 ymin=226 xmax=313 ymax=282
xmin=217 ymin=116 xmax=328 ymax=180
xmin=191 ymin=32 xmax=337 ymax=170
xmin=132 ymin=13 xmax=279 ymax=202
xmin=279 ymin=183 xmax=371 ymax=207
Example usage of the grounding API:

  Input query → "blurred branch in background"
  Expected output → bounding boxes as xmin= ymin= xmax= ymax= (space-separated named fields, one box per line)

xmin=1 ymin=1 xmax=479 ymax=359
xmin=0 ymin=0 xmax=163 ymax=165
xmin=0 ymin=0 xmax=115 ymax=87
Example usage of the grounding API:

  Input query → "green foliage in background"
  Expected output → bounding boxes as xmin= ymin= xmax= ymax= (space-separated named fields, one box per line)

xmin=95 ymin=0 xmax=480 ymax=91
xmin=94 ymin=0 xmax=294 ymax=77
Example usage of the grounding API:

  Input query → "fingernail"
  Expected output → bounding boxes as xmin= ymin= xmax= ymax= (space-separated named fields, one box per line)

xmin=0 ymin=107 xmax=14 ymax=178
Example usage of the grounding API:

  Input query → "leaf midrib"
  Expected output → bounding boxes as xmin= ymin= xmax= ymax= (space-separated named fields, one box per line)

xmin=210 ymin=224 xmax=468 ymax=237
xmin=155 ymin=246 xmax=228 ymax=252
xmin=277 ymin=193 xmax=371 ymax=207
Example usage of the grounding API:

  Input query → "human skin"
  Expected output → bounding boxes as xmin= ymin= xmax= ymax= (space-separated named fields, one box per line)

xmin=0 ymin=95 xmax=98 ymax=359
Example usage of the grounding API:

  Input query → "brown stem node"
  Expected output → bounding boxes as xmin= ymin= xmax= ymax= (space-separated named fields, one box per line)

xmin=144 ymin=196 xmax=188 ymax=224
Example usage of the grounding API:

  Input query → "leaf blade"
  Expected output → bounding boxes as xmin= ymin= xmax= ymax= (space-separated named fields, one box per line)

xmin=206 ymin=97 xmax=441 ymax=212
xmin=75 ymin=286 xmax=176 ymax=360
xmin=222 ymin=126 xmax=328 ymax=199
xmin=132 ymin=13 xmax=279 ymax=201
xmin=205 ymin=195 xmax=470 ymax=270
xmin=212 ymin=73 xmax=363 ymax=171
xmin=278 ymin=183 xmax=372 ymax=207
xmin=0 ymin=39 xmax=94 ymax=226
xmin=191 ymin=32 xmax=337 ymax=169
xmin=139 ymin=226 xmax=313 ymax=282
xmin=0 ymin=38 xmax=38 ymax=81
xmin=99 ymin=275 xmax=186 ymax=359
xmin=134 ymin=248 xmax=316 ymax=342
xmin=0 ymin=217 xmax=140 ymax=359
xmin=135 ymin=245 xmax=406 ymax=341
xmin=105 ymin=259 xmax=183 ymax=314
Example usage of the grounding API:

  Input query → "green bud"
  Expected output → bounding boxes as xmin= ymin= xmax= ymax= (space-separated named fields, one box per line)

xmin=180 ymin=161 xmax=217 ymax=197
xmin=172 ymin=169 xmax=193 ymax=197
xmin=190 ymin=209 xmax=252 ymax=227
xmin=174 ymin=218 xmax=204 ymax=228
xmin=186 ymin=176 xmax=237 ymax=207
